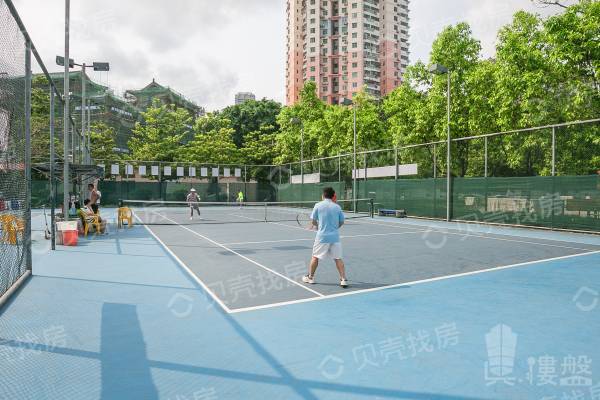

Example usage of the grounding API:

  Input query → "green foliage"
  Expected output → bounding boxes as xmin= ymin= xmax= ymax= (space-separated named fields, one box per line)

xmin=128 ymin=100 xmax=192 ymax=162
xmin=90 ymin=122 xmax=118 ymax=161
xmin=220 ymin=99 xmax=281 ymax=147
xmin=177 ymin=113 xmax=239 ymax=164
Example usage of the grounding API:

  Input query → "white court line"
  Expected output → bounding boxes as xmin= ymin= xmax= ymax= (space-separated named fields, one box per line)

xmin=229 ymin=249 xmax=600 ymax=313
xmin=222 ymin=230 xmax=429 ymax=246
xmin=135 ymin=215 xmax=232 ymax=313
xmin=151 ymin=211 xmax=325 ymax=298
xmin=353 ymin=219 xmax=599 ymax=252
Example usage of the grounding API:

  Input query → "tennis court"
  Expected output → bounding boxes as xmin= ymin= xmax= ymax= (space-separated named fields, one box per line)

xmin=126 ymin=200 xmax=600 ymax=313
xmin=1 ymin=204 xmax=600 ymax=400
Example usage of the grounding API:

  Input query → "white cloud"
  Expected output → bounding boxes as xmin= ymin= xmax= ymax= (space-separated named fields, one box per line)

xmin=11 ymin=0 xmax=568 ymax=110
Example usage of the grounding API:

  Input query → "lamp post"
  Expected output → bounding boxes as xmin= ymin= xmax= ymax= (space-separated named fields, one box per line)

xmin=290 ymin=118 xmax=304 ymax=184
xmin=56 ymin=56 xmax=109 ymax=165
xmin=342 ymin=98 xmax=357 ymax=212
xmin=429 ymin=63 xmax=451 ymax=222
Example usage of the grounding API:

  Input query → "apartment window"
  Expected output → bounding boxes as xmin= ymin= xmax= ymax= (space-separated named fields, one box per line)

xmin=352 ymin=32 xmax=357 ymax=38
xmin=310 ymin=38 xmax=316 ymax=43
xmin=352 ymin=62 xmax=357 ymax=68
xmin=310 ymin=76 xmax=316 ymax=81
xmin=311 ymin=9 xmax=316 ymax=14
xmin=310 ymin=28 xmax=316 ymax=33
xmin=310 ymin=66 xmax=316 ymax=72
xmin=352 ymin=82 xmax=358 ymax=88
xmin=310 ymin=47 xmax=315 ymax=53
xmin=352 ymin=22 xmax=357 ymax=28
xmin=352 ymin=43 xmax=357 ymax=48
xmin=352 ymin=72 xmax=358 ymax=77
xmin=352 ymin=12 xmax=357 ymax=18
xmin=352 ymin=2 xmax=357 ymax=8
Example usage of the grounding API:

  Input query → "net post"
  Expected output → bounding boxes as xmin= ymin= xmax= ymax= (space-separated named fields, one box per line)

xmin=264 ymin=202 xmax=268 ymax=222
xmin=338 ymin=154 xmax=341 ymax=184
xmin=370 ymin=198 xmax=374 ymax=218
xmin=25 ymin=39 xmax=32 ymax=271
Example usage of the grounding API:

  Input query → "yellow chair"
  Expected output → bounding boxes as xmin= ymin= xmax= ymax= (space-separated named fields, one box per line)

xmin=118 ymin=207 xmax=133 ymax=228
xmin=0 ymin=214 xmax=25 ymax=245
xmin=77 ymin=209 xmax=102 ymax=237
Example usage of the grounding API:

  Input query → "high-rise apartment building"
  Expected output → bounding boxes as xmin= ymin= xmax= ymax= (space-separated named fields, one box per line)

xmin=286 ymin=0 xmax=410 ymax=105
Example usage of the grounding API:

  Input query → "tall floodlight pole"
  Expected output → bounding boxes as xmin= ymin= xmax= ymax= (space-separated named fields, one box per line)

xmin=50 ymin=90 xmax=56 ymax=250
xmin=81 ymin=63 xmax=86 ymax=163
xmin=429 ymin=64 xmax=451 ymax=221
xmin=63 ymin=0 xmax=70 ymax=219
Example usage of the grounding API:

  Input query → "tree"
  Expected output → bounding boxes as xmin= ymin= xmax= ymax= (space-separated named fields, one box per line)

xmin=90 ymin=122 xmax=117 ymax=161
xmin=220 ymin=99 xmax=281 ymax=148
xmin=177 ymin=113 xmax=239 ymax=164
xmin=128 ymin=100 xmax=192 ymax=162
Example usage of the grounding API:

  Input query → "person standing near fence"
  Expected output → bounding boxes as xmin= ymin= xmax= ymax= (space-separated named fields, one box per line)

xmin=87 ymin=182 xmax=100 ymax=214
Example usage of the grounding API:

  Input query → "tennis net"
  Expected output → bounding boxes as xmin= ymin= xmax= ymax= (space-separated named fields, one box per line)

xmin=120 ymin=199 xmax=374 ymax=225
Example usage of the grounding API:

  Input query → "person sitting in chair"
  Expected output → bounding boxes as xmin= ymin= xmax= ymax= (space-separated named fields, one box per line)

xmin=80 ymin=199 xmax=106 ymax=234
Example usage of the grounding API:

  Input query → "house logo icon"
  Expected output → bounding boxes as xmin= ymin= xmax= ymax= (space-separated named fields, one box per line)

xmin=484 ymin=324 xmax=518 ymax=385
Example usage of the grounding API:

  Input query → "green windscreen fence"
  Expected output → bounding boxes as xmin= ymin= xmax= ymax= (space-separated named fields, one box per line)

xmin=276 ymin=175 xmax=600 ymax=232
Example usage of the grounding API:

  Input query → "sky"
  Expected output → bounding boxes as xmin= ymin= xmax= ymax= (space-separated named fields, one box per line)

xmin=12 ymin=0 xmax=571 ymax=112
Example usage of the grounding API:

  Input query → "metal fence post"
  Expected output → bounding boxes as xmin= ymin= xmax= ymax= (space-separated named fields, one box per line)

xmin=552 ymin=126 xmax=556 ymax=177
xmin=484 ymin=136 xmax=488 ymax=178
xmin=433 ymin=144 xmax=437 ymax=179
xmin=338 ymin=155 xmax=341 ymax=183
xmin=395 ymin=148 xmax=399 ymax=180
xmin=50 ymin=88 xmax=56 ymax=250
xmin=63 ymin=0 xmax=71 ymax=219
xmin=24 ymin=40 xmax=32 ymax=270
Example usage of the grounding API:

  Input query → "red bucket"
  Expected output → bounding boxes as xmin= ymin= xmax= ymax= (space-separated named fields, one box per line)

xmin=62 ymin=230 xmax=78 ymax=246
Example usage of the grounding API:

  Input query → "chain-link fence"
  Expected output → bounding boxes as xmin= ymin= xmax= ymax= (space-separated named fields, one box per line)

xmin=278 ymin=119 xmax=600 ymax=232
xmin=1 ymin=0 xmax=30 ymax=301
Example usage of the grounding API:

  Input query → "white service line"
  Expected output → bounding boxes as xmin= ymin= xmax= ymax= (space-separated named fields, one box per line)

xmin=354 ymin=219 xmax=598 ymax=252
xmin=135 ymin=215 xmax=232 ymax=313
xmin=229 ymin=249 xmax=600 ymax=313
xmin=222 ymin=229 xmax=429 ymax=246
xmin=152 ymin=211 xmax=325 ymax=298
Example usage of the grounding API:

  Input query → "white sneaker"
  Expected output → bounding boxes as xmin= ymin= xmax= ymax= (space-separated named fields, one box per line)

xmin=340 ymin=279 xmax=348 ymax=288
xmin=302 ymin=275 xmax=315 ymax=284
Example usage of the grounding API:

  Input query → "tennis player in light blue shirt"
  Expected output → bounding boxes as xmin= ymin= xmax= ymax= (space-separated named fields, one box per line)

xmin=302 ymin=187 xmax=348 ymax=288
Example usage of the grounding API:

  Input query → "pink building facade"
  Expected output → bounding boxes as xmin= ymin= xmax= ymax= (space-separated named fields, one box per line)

xmin=286 ymin=0 xmax=410 ymax=105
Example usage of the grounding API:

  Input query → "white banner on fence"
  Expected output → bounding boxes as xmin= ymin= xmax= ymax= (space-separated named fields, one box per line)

xmin=200 ymin=167 xmax=208 ymax=177
xmin=177 ymin=167 xmax=184 ymax=177
xmin=352 ymin=163 xmax=418 ymax=179
xmin=139 ymin=165 xmax=146 ymax=175
xmin=125 ymin=164 xmax=134 ymax=175
xmin=235 ymin=168 xmax=242 ymax=177
xmin=224 ymin=168 xmax=231 ymax=177
xmin=163 ymin=166 xmax=172 ymax=176
xmin=110 ymin=164 xmax=119 ymax=175
xmin=189 ymin=167 xmax=196 ymax=177
xmin=212 ymin=167 xmax=219 ymax=177
xmin=151 ymin=166 xmax=159 ymax=176
xmin=291 ymin=172 xmax=321 ymax=184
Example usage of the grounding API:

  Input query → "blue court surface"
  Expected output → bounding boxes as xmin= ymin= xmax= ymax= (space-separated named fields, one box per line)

xmin=1 ymin=208 xmax=600 ymax=399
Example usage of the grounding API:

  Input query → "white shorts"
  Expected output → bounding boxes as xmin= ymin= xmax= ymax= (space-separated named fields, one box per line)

xmin=312 ymin=241 xmax=343 ymax=260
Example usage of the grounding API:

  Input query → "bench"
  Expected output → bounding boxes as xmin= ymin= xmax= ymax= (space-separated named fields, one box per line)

xmin=378 ymin=209 xmax=407 ymax=218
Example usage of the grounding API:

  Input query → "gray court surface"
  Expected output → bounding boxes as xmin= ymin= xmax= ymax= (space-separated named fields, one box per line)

xmin=140 ymin=209 xmax=600 ymax=312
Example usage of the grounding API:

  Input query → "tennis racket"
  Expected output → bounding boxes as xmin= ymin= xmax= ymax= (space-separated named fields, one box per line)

xmin=296 ymin=212 xmax=316 ymax=230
